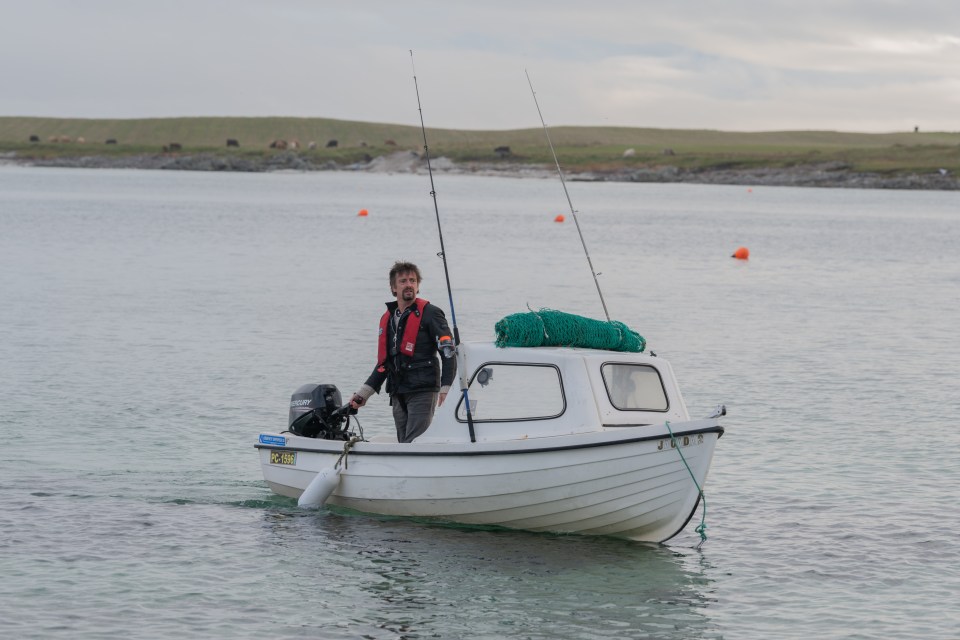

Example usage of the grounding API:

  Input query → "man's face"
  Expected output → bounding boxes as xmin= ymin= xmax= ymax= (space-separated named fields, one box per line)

xmin=392 ymin=271 xmax=419 ymax=302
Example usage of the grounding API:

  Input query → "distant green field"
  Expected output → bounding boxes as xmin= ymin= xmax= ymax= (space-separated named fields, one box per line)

xmin=2 ymin=116 xmax=959 ymax=174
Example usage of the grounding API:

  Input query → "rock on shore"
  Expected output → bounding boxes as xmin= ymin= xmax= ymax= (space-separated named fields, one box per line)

xmin=7 ymin=150 xmax=958 ymax=191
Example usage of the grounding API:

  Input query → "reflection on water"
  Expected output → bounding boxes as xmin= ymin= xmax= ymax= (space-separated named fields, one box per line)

xmin=260 ymin=508 xmax=719 ymax=639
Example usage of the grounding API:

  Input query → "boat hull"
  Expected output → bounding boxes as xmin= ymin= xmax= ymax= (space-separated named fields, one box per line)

xmin=257 ymin=421 xmax=721 ymax=543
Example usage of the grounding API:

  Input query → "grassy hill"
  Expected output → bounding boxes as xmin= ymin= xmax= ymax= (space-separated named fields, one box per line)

xmin=2 ymin=116 xmax=959 ymax=175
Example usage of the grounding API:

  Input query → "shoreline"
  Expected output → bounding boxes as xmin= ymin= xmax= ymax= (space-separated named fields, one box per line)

xmin=2 ymin=150 xmax=957 ymax=190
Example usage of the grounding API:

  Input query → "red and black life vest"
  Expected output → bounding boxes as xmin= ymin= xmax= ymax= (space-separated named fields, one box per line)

xmin=377 ymin=298 xmax=428 ymax=369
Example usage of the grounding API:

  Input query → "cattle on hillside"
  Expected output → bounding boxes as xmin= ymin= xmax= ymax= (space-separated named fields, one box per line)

xmin=226 ymin=139 xmax=239 ymax=147
xmin=326 ymin=139 xmax=338 ymax=148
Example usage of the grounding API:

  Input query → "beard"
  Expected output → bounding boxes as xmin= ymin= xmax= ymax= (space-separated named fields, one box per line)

xmin=401 ymin=288 xmax=416 ymax=300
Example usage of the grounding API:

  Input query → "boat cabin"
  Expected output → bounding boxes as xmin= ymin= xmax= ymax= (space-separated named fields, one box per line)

xmin=415 ymin=341 xmax=691 ymax=444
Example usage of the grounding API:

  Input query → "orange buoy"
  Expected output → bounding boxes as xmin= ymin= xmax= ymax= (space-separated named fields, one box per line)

xmin=357 ymin=209 xmax=368 ymax=217
xmin=747 ymin=188 xmax=753 ymax=193
xmin=554 ymin=214 xmax=565 ymax=223
xmin=732 ymin=246 xmax=750 ymax=260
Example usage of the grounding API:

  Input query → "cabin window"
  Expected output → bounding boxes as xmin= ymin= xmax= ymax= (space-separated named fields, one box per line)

xmin=456 ymin=363 xmax=565 ymax=422
xmin=601 ymin=363 xmax=669 ymax=412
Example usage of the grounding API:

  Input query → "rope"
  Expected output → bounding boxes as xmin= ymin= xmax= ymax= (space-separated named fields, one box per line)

xmin=665 ymin=421 xmax=709 ymax=549
xmin=526 ymin=304 xmax=549 ymax=342
xmin=334 ymin=436 xmax=362 ymax=471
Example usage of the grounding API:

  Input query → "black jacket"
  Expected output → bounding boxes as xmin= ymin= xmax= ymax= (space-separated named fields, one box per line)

xmin=364 ymin=300 xmax=457 ymax=396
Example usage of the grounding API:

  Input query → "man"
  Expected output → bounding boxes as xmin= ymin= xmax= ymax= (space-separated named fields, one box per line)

xmin=349 ymin=261 xmax=457 ymax=443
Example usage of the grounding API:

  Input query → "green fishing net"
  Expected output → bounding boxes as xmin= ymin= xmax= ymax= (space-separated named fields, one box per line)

xmin=494 ymin=308 xmax=646 ymax=352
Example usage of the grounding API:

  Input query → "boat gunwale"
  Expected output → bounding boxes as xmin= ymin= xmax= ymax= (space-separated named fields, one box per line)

xmin=255 ymin=424 xmax=723 ymax=457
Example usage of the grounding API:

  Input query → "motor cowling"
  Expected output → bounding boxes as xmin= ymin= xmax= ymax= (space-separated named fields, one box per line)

xmin=288 ymin=384 xmax=350 ymax=440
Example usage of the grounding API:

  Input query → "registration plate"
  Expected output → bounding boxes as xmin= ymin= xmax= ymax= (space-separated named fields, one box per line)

xmin=269 ymin=450 xmax=297 ymax=466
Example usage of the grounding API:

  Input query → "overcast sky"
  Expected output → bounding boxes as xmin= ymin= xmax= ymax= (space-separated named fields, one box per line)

xmin=2 ymin=1 xmax=958 ymax=132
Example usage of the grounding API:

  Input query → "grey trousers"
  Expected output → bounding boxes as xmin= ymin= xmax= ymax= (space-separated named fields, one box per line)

xmin=391 ymin=391 xmax=438 ymax=443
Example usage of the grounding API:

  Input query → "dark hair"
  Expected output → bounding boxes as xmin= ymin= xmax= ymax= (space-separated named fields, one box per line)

xmin=389 ymin=261 xmax=422 ymax=290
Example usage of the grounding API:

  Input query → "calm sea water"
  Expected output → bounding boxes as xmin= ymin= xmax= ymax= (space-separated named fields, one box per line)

xmin=1 ymin=166 xmax=958 ymax=639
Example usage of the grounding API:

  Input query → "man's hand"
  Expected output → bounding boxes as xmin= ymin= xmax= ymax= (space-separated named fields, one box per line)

xmin=350 ymin=394 xmax=366 ymax=409
xmin=437 ymin=391 xmax=448 ymax=407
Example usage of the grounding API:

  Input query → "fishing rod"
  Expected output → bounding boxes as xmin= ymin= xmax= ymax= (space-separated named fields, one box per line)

xmin=410 ymin=50 xmax=476 ymax=443
xmin=525 ymin=70 xmax=611 ymax=321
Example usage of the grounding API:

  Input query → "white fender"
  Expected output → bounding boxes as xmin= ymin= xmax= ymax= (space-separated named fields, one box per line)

xmin=297 ymin=466 xmax=342 ymax=508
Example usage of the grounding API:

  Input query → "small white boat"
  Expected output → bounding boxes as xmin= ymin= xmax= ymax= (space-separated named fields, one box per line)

xmin=256 ymin=341 xmax=724 ymax=543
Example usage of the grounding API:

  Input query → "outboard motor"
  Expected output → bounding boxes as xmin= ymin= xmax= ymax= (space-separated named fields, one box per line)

xmin=288 ymin=384 xmax=351 ymax=440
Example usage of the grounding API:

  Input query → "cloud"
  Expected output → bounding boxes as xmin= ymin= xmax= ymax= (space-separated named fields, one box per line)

xmin=1 ymin=0 xmax=958 ymax=132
